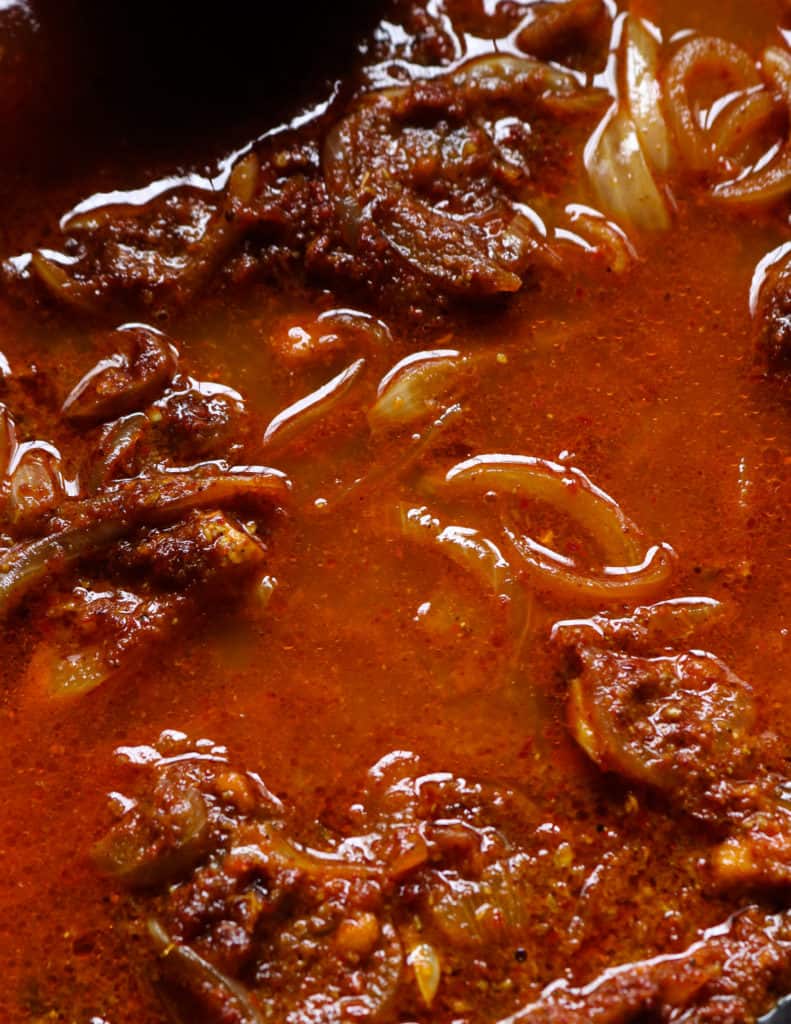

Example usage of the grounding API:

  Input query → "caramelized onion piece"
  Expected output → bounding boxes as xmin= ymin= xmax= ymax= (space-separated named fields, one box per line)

xmin=0 ymin=466 xmax=289 ymax=619
xmin=625 ymin=16 xmax=672 ymax=173
xmin=715 ymin=47 xmax=791 ymax=205
xmin=67 ymin=465 xmax=290 ymax=531
xmin=369 ymin=350 xmax=464 ymax=436
xmin=317 ymin=308 xmax=393 ymax=350
xmin=585 ymin=104 xmax=671 ymax=232
xmin=173 ymin=152 xmax=260 ymax=299
xmin=0 ymin=521 xmax=127 ymax=621
xmin=449 ymin=53 xmax=592 ymax=104
xmin=504 ymin=528 xmax=676 ymax=604
xmin=62 ymin=324 xmax=178 ymax=424
xmin=29 ymin=251 xmax=99 ymax=313
xmin=83 ymin=412 xmax=148 ymax=492
xmin=565 ymin=207 xmax=638 ymax=273
xmin=7 ymin=445 xmax=64 ymax=530
xmin=664 ymin=36 xmax=761 ymax=172
xmin=29 ymin=512 xmax=269 ymax=700
xmin=436 ymin=454 xmax=642 ymax=565
xmin=428 ymin=855 xmax=536 ymax=949
xmin=28 ymin=597 xmax=188 ymax=701
xmin=36 ymin=644 xmax=114 ymax=699
xmin=407 ymin=942 xmax=441 ymax=1007
xmin=263 ymin=358 xmax=366 ymax=451
xmin=552 ymin=596 xmax=727 ymax=652
xmin=238 ymin=821 xmax=383 ymax=880
xmin=0 ymin=404 xmax=17 ymax=482
xmin=710 ymin=89 xmax=777 ymax=159
xmin=148 ymin=920 xmax=266 ymax=1024
xmin=393 ymin=503 xmax=532 ymax=682
xmin=327 ymin=403 xmax=465 ymax=513
xmin=396 ymin=504 xmax=516 ymax=597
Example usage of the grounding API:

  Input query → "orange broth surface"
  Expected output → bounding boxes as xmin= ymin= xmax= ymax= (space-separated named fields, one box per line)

xmin=0 ymin=1 xmax=790 ymax=1022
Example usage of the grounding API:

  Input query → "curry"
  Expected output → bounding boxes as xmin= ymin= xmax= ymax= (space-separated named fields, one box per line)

xmin=1 ymin=1 xmax=791 ymax=1021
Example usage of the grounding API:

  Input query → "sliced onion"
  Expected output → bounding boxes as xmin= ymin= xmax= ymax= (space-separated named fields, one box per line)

xmin=83 ymin=412 xmax=148 ymax=492
xmin=28 ymin=592 xmax=190 ymax=700
xmin=7 ymin=444 xmax=63 ymax=529
xmin=664 ymin=36 xmax=761 ymax=173
xmin=625 ymin=16 xmax=672 ymax=173
xmin=263 ymin=358 xmax=366 ymax=451
xmin=0 ymin=520 xmax=126 ymax=621
xmin=714 ymin=46 xmax=791 ymax=206
xmin=226 ymin=151 xmax=259 ymax=205
xmin=322 ymin=118 xmax=365 ymax=248
xmin=585 ymin=104 xmax=671 ymax=232
xmin=436 ymin=454 xmax=643 ymax=565
xmin=326 ymin=403 xmax=465 ymax=513
xmin=407 ymin=942 xmax=441 ymax=1006
xmin=229 ymin=821 xmax=382 ymax=880
xmin=317 ymin=308 xmax=393 ymax=350
xmin=172 ymin=152 xmax=260 ymax=299
xmin=428 ymin=855 xmax=534 ymax=948
xmin=393 ymin=503 xmax=532 ymax=681
xmin=30 ymin=251 xmax=99 ymax=313
xmin=504 ymin=527 xmax=675 ymax=604
xmin=148 ymin=920 xmax=266 ymax=1024
xmin=395 ymin=504 xmax=515 ymax=599
xmin=565 ymin=206 xmax=638 ymax=273
xmin=32 ymin=644 xmax=113 ymax=699
xmin=450 ymin=53 xmax=586 ymax=102
xmin=552 ymin=596 xmax=727 ymax=651
xmin=709 ymin=89 xmax=776 ymax=160
xmin=70 ymin=465 xmax=290 ymax=531
xmin=0 ymin=404 xmax=16 ymax=481
xmin=368 ymin=350 xmax=464 ymax=436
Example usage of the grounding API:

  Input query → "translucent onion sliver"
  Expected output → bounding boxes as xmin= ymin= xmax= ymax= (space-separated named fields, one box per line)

xmin=625 ymin=17 xmax=672 ymax=173
xmin=436 ymin=454 xmax=643 ymax=565
xmin=585 ymin=104 xmax=671 ymax=232
xmin=263 ymin=358 xmax=366 ymax=450
xmin=504 ymin=525 xmax=676 ymax=604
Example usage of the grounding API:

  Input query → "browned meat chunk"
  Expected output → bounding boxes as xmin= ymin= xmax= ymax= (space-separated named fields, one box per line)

xmin=62 ymin=324 xmax=178 ymax=424
xmin=324 ymin=56 xmax=604 ymax=300
xmin=97 ymin=743 xmax=791 ymax=1024
xmin=566 ymin=643 xmax=758 ymax=815
xmin=515 ymin=0 xmax=606 ymax=60
xmin=499 ymin=908 xmax=791 ymax=1023
xmin=557 ymin=613 xmax=791 ymax=890
xmin=95 ymin=747 xmax=585 ymax=1022
xmin=16 ymin=43 xmax=608 ymax=317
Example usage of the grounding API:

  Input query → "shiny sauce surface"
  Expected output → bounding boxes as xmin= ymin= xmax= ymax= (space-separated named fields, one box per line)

xmin=1 ymin=1 xmax=791 ymax=1022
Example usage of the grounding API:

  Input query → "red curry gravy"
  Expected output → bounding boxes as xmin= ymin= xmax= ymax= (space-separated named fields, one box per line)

xmin=1 ymin=1 xmax=791 ymax=1022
